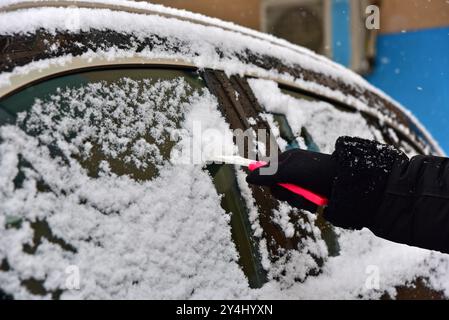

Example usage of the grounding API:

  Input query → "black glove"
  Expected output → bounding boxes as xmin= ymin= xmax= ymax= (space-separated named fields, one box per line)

xmin=246 ymin=149 xmax=337 ymax=212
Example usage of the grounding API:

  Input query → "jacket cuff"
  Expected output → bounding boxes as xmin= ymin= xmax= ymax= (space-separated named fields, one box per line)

xmin=324 ymin=136 xmax=408 ymax=230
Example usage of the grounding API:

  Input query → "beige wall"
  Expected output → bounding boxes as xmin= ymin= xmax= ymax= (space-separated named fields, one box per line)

xmin=380 ymin=0 xmax=449 ymax=34
xmin=143 ymin=1 xmax=449 ymax=35
xmin=145 ymin=0 xmax=261 ymax=30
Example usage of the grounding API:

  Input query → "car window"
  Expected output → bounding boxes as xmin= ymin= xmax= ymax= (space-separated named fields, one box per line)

xmin=1 ymin=69 xmax=208 ymax=180
xmin=247 ymin=78 xmax=423 ymax=155
xmin=0 ymin=68 xmax=264 ymax=298
xmin=248 ymin=79 xmax=376 ymax=153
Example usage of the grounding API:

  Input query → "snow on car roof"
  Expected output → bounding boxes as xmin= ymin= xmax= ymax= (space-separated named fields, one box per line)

xmin=0 ymin=0 xmax=443 ymax=155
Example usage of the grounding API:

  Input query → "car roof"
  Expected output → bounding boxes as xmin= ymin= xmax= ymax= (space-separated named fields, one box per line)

xmin=0 ymin=0 xmax=444 ymax=155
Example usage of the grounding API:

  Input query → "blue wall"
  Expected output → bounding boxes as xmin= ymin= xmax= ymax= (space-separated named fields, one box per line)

xmin=331 ymin=0 xmax=351 ymax=66
xmin=365 ymin=27 xmax=449 ymax=153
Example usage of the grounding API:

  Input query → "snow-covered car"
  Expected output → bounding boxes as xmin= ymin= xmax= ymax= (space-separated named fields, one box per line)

xmin=0 ymin=0 xmax=447 ymax=300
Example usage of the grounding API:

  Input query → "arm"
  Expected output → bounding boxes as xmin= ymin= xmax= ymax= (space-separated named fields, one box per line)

xmin=247 ymin=136 xmax=449 ymax=254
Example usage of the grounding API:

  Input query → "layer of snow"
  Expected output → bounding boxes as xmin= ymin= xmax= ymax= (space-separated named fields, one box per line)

xmin=258 ymin=229 xmax=447 ymax=299
xmin=0 ymin=0 xmax=356 ymax=73
xmin=0 ymin=1 xmax=443 ymax=155
xmin=0 ymin=76 xmax=253 ymax=299
xmin=248 ymin=79 xmax=376 ymax=154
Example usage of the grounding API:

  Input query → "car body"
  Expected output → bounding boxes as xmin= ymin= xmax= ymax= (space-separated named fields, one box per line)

xmin=0 ymin=0 xmax=446 ymax=299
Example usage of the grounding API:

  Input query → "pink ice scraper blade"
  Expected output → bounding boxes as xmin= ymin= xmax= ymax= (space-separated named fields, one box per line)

xmin=210 ymin=156 xmax=328 ymax=206
xmin=248 ymin=160 xmax=328 ymax=207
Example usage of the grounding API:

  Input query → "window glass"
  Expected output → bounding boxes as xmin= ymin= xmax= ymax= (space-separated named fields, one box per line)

xmin=281 ymin=86 xmax=422 ymax=157
xmin=280 ymin=87 xmax=376 ymax=153
xmin=1 ymin=69 xmax=206 ymax=180
xmin=247 ymin=79 xmax=376 ymax=154
xmin=271 ymin=113 xmax=300 ymax=150
xmin=0 ymin=68 xmax=261 ymax=298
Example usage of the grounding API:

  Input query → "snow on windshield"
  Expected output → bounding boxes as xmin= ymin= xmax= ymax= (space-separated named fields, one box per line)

xmin=0 ymin=77 xmax=253 ymax=299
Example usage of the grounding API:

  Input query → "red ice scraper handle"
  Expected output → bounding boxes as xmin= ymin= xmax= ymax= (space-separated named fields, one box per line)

xmin=248 ymin=161 xmax=329 ymax=207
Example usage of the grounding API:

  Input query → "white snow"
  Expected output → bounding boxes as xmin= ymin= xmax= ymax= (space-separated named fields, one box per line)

xmin=0 ymin=76 xmax=253 ymax=299
xmin=248 ymin=79 xmax=376 ymax=154
xmin=235 ymin=168 xmax=263 ymax=239
xmin=271 ymin=203 xmax=296 ymax=239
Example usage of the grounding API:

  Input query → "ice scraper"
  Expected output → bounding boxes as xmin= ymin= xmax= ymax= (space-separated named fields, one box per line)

xmin=209 ymin=155 xmax=329 ymax=206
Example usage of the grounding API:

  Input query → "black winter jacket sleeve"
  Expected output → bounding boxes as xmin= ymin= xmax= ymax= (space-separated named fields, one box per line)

xmin=324 ymin=136 xmax=449 ymax=254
